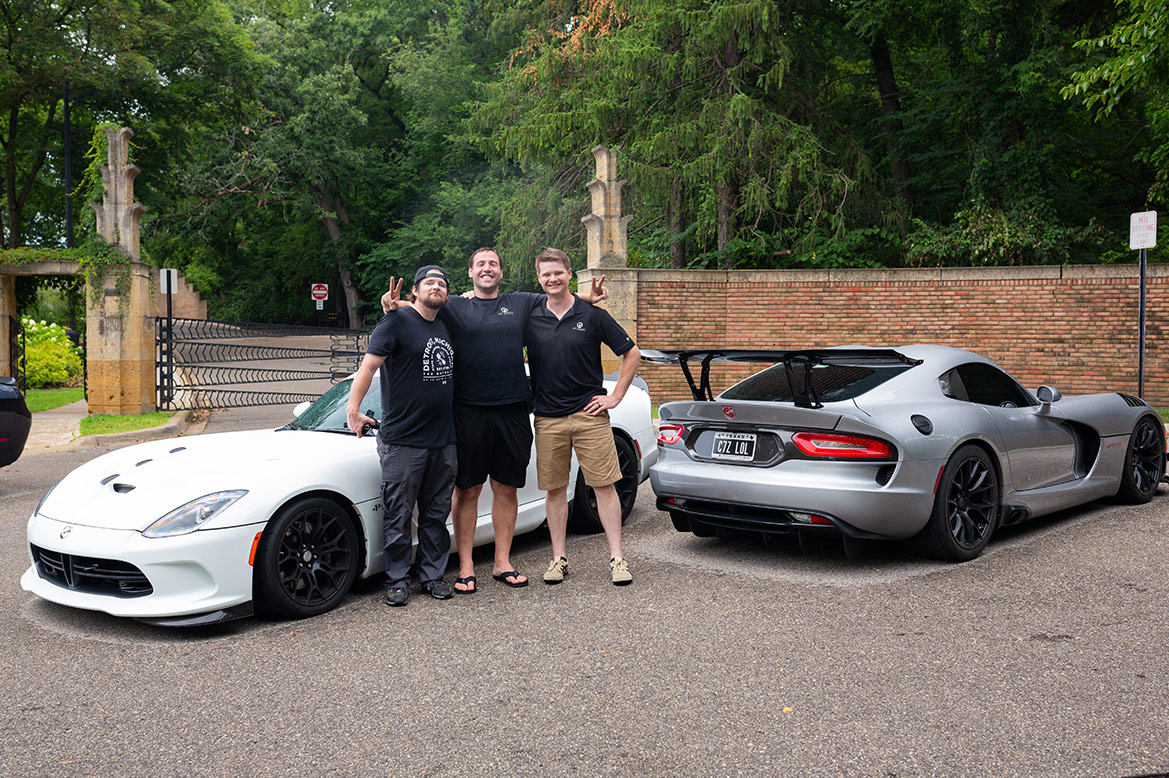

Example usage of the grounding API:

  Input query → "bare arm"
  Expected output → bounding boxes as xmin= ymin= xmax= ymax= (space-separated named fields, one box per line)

xmin=585 ymin=344 xmax=641 ymax=415
xmin=345 ymin=352 xmax=386 ymax=436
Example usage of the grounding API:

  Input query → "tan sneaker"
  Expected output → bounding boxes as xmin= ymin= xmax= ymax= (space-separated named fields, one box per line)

xmin=610 ymin=557 xmax=633 ymax=586
xmin=543 ymin=556 xmax=568 ymax=585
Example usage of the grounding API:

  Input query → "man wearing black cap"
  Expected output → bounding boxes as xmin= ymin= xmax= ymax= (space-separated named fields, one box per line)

xmin=347 ymin=265 xmax=456 ymax=606
xmin=380 ymin=248 xmax=606 ymax=594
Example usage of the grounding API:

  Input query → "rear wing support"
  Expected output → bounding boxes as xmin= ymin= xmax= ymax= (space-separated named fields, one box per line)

xmin=640 ymin=348 xmax=922 ymax=408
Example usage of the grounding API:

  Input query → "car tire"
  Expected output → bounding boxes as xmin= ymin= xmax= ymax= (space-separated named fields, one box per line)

xmin=567 ymin=434 xmax=639 ymax=534
xmin=253 ymin=496 xmax=360 ymax=618
xmin=1115 ymin=415 xmax=1165 ymax=504
xmin=917 ymin=445 xmax=999 ymax=562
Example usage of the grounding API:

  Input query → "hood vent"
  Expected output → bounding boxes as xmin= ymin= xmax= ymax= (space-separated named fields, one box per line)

xmin=112 ymin=483 xmax=136 ymax=494
xmin=1117 ymin=393 xmax=1147 ymax=407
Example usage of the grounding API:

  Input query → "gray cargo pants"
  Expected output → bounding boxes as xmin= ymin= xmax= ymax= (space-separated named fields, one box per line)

xmin=376 ymin=441 xmax=456 ymax=590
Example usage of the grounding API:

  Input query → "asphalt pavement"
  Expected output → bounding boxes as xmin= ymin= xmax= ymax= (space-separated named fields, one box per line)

xmin=1 ymin=402 xmax=1167 ymax=776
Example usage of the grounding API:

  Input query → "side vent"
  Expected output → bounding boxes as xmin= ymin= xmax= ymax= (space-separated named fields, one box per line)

xmin=1117 ymin=393 xmax=1147 ymax=408
xmin=113 ymin=483 xmax=136 ymax=494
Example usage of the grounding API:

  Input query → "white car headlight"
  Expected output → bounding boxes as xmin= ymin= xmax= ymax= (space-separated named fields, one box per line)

xmin=142 ymin=491 xmax=248 ymax=538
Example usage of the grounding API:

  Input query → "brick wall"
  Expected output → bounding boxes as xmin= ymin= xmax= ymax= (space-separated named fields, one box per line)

xmin=634 ymin=265 xmax=1169 ymax=406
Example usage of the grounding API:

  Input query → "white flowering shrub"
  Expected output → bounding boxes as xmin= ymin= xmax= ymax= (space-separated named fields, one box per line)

xmin=20 ymin=317 xmax=83 ymax=388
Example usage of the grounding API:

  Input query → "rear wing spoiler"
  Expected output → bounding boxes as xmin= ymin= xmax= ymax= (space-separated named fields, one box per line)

xmin=640 ymin=348 xmax=922 ymax=408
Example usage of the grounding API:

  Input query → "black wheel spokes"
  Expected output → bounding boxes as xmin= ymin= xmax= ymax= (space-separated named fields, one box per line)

xmin=275 ymin=508 xmax=353 ymax=606
xmin=947 ymin=459 xmax=995 ymax=549
xmin=1131 ymin=421 xmax=1164 ymax=495
xmin=616 ymin=445 xmax=637 ymax=512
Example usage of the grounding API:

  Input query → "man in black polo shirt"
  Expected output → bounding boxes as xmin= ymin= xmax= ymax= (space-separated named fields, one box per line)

xmin=524 ymin=247 xmax=641 ymax=586
xmin=347 ymin=265 xmax=456 ymax=606
xmin=380 ymin=248 xmax=606 ymax=593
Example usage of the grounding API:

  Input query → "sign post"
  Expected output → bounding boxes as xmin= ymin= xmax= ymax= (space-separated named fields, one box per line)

xmin=159 ymin=269 xmax=179 ymax=406
xmin=1130 ymin=211 xmax=1157 ymax=398
xmin=310 ymin=283 xmax=328 ymax=326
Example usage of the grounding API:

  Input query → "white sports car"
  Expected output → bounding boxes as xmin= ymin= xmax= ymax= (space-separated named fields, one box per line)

xmin=22 ymin=374 xmax=656 ymax=626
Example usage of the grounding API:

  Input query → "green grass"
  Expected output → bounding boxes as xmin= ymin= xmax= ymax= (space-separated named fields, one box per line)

xmin=24 ymin=386 xmax=84 ymax=412
xmin=1158 ymin=408 xmax=1169 ymax=424
xmin=80 ymin=412 xmax=172 ymax=437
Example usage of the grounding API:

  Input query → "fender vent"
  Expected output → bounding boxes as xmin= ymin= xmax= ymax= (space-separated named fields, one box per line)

xmin=1117 ymin=393 xmax=1148 ymax=407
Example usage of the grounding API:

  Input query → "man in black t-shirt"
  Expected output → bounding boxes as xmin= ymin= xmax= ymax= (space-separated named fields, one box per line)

xmin=347 ymin=265 xmax=456 ymax=606
xmin=524 ymin=248 xmax=641 ymax=587
xmin=381 ymin=248 xmax=606 ymax=594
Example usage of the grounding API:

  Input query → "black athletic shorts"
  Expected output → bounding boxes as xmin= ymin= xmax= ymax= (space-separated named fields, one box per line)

xmin=453 ymin=401 xmax=533 ymax=490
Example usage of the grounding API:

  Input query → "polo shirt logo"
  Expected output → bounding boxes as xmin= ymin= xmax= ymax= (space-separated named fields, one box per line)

xmin=499 ymin=306 xmax=513 ymax=315
xmin=574 ymin=322 xmax=584 ymax=331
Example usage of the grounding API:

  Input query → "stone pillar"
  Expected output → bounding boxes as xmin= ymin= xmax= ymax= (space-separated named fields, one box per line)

xmin=85 ymin=264 xmax=156 ymax=414
xmin=0 ymin=276 xmax=16 ymax=379
xmin=578 ymin=145 xmax=640 ymax=373
xmin=86 ymin=126 xmax=155 ymax=414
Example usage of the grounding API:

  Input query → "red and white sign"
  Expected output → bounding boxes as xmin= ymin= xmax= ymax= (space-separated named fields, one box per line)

xmin=310 ymin=283 xmax=329 ymax=301
xmin=1130 ymin=211 xmax=1157 ymax=250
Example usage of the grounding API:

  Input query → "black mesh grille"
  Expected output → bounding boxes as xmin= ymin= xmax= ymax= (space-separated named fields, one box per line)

xmin=1118 ymin=393 xmax=1148 ymax=407
xmin=30 ymin=544 xmax=153 ymax=597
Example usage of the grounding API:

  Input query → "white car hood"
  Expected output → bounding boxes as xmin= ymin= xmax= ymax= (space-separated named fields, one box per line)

xmin=37 ymin=429 xmax=372 ymax=531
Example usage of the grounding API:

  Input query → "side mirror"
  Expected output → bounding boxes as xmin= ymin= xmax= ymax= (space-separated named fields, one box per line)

xmin=1035 ymin=386 xmax=1061 ymax=404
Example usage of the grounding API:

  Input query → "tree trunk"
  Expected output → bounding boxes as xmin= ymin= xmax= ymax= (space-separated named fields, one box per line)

xmin=717 ymin=34 xmax=741 ymax=262
xmin=717 ymin=182 xmax=735 ymax=260
xmin=668 ymin=176 xmax=686 ymax=267
xmin=869 ymin=31 xmax=914 ymax=211
xmin=316 ymin=185 xmax=363 ymax=329
xmin=3 ymin=101 xmax=58 ymax=248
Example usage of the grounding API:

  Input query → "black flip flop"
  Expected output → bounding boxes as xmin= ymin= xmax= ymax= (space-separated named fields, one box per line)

xmin=454 ymin=575 xmax=477 ymax=595
xmin=492 ymin=570 xmax=529 ymax=588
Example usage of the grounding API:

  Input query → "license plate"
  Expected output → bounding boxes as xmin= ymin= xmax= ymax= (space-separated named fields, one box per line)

xmin=711 ymin=431 xmax=757 ymax=461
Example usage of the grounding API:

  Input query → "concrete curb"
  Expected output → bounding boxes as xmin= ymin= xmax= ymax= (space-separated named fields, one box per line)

xmin=74 ymin=410 xmax=201 ymax=448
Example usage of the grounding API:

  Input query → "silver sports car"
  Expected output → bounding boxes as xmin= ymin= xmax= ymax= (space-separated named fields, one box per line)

xmin=644 ymin=345 xmax=1166 ymax=561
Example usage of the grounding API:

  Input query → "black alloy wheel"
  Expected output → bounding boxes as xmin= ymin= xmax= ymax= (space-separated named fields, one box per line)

xmin=918 ymin=445 xmax=999 ymax=562
xmin=254 ymin=496 xmax=360 ymax=618
xmin=567 ymin=434 xmax=639 ymax=534
xmin=1116 ymin=416 xmax=1166 ymax=504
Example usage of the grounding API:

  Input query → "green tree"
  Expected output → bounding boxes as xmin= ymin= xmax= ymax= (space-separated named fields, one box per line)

xmin=0 ymin=0 xmax=259 ymax=248
xmin=1064 ymin=0 xmax=1169 ymax=205
xmin=473 ymin=0 xmax=855 ymax=268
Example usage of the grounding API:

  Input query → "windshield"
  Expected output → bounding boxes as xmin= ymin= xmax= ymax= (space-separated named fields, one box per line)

xmin=721 ymin=363 xmax=912 ymax=403
xmin=293 ymin=379 xmax=380 ymax=432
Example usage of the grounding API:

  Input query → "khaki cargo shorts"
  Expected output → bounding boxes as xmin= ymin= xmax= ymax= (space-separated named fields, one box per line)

xmin=534 ymin=410 xmax=621 ymax=490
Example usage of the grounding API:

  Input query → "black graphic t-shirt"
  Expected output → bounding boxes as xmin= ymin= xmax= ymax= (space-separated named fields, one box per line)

xmin=439 ymin=292 xmax=543 ymax=405
xmin=366 ymin=307 xmax=455 ymax=447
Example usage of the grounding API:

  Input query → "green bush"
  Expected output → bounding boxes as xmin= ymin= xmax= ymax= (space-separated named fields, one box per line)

xmin=21 ymin=316 xmax=83 ymax=388
xmin=24 ymin=337 xmax=83 ymax=388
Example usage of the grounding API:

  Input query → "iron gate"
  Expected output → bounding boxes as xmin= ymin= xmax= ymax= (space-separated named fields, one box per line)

xmin=156 ymin=317 xmax=368 ymax=410
xmin=7 ymin=316 xmax=25 ymax=391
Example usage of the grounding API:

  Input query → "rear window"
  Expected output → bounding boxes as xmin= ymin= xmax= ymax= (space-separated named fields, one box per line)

xmin=720 ymin=363 xmax=912 ymax=403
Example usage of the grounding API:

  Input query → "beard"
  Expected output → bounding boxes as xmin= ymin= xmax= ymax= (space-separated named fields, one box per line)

xmin=421 ymin=294 xmax=447 ymax=311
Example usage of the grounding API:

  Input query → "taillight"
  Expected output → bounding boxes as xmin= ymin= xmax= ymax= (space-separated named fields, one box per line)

xmin=658 ymin=423 xmax=685 ymax=446
xmin=792 ymin=432 xmax=893 ymax=459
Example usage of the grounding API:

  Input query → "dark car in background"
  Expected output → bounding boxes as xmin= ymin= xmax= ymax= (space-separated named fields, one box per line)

xmin=0 ymin=377 xmax=31 ymax=468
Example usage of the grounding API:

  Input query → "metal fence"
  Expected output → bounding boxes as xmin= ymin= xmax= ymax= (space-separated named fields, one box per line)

xmin=7 ymin=316 xmax=25 ymax=391
xmin=156 ymin=317 xmax=368 ymax=410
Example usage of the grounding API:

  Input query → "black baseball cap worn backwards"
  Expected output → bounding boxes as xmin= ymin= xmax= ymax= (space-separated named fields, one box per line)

xmin=413 ymin=265 xmax=449 ymax=286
